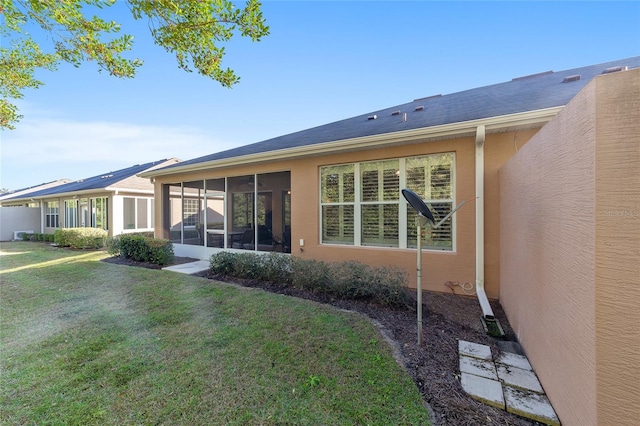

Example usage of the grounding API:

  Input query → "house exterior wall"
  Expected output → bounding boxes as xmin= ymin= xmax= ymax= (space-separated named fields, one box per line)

xmin=0 ymin=206 xmax=41 ymax=241
xmin=499 ymin=69 xmax=639 ymax=425
xmin=593 ymin=69 xmax=640 ymax=426
xmin=154 ymin=130 xmax=537 ymax=298
xmin=31 ymin=190 xmax=153 ymax=237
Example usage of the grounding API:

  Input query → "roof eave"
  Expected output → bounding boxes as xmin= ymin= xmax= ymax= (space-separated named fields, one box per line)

xmin=140 ymin=107 xmax=562 ymax=179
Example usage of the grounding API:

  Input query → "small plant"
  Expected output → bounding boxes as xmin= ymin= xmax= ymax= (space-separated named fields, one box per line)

xmin=305 ymin=375 xmax=321 ymax=388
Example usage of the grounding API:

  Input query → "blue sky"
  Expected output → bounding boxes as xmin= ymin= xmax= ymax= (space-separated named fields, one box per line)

xmin=2 ymin=1 xmax=639 ymax=191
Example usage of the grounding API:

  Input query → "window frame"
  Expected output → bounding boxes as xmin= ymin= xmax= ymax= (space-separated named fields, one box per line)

xmin=319 ymin=152 xmax=456 ymax=251
xmin=45 ymin=201 xmax=60 ymax=228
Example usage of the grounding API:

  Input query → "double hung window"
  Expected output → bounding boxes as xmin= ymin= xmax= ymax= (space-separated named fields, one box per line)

xmin=320 ymin=153 xmax=455 ymax=250
xmin=45 ymin=201 xmax=60 ymax=228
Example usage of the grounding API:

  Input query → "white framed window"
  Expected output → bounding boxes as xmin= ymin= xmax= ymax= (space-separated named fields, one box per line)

xmin=123 ymin=197 xmax=153 ymax=230
xmin=91 ymin=197 xmax=108 ymax=229
xmin=45 ymin=201 xmax=59 ymax=228
xmin=320 ymin=152 xmax=455 ymax=251
xmin=64 ymin=200 xmax=78 ymax=228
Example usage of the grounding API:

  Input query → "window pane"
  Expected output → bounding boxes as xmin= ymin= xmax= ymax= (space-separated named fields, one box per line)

xmin=168 ymin=184 xmax=182 ymax=243
xmin=362 ymin=204 xmax=398 ymax=247
xmin=361 ymin=160 xmax=399 ymax=202
xmin=321 ymin=164 xmax=354 ymax=203
xmin=123 ymin=198 xmax=135 ymax=229
xmin=407 ymin=202 xmax=452 ymax=250
xmin=137 ymin=198 xmax=148 ymax=229
xmin=322 ymin=205 xmax=354 ymax=244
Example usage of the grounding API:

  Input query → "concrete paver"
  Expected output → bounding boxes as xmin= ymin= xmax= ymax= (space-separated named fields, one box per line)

xmin=163 ymin=260 xmax=210 ymax=274
xmin=504 ymin=386 xmax=560 ymax=426
xmin=496 ymin=364 xmax=543 ymax=393
xmin=458 ymin=340 xmax=559 ymax=425
xmin=458 ymin=340 xmax=492 ymax=360
xmin=460 ymin=372 xmax=505 ymax=410
xmin=459 ymin=355 xmax=498 ymax=380
xmin=497 ymin=351 xmax=532 ymax=371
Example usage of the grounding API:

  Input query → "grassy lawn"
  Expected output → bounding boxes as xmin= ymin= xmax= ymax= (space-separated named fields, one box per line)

xmin=0 ymin=242 xmax=430 ymax=425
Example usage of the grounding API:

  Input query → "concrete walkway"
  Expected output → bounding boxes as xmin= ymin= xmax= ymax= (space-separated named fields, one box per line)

xmin=162 ymin=260 xmax=210 ymax=274
xmin=459 ymin=340 xmax=560 ymax=425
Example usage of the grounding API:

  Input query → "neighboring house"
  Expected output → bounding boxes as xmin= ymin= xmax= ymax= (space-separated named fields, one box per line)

xmin=0 ymin=179 xmax=72 ymax=241
xmin=1 ymin=159 xmax=180 ymax=238
xmin=140 ymin=57 xmax=639 ymax=425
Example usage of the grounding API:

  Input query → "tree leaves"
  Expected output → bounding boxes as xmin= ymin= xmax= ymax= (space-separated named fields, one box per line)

xmin=0 ymin=0 xmax=269 ymax=129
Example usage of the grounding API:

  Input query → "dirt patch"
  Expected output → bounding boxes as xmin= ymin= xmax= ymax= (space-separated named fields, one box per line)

xmin=103 ymin=255 xmax=539 ymax=425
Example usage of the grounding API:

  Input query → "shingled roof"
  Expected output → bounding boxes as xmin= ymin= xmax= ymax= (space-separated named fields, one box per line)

xmin=3 ymin=158 xmax=178 ymax=201
xmin=149 ymin=57 xmax=639 ymax=175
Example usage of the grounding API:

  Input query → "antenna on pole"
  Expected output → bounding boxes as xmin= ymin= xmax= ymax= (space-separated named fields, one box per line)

xmin=402 ymin=189 xmax=467 ymax=346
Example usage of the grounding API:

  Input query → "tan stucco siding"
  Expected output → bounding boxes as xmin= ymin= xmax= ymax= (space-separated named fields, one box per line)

xmin=499 ymin=69 xmax=640 ymax=425
xmin=153 ymin=134 xmax=536 ymax=297
xmin=593 ymin=69 xmax=640 ymax=426
xmin=483 ymin=129 xmax=538 ymax=299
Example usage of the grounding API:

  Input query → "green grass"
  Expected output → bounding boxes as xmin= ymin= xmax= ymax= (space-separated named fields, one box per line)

xmin=0 ymin=242 xmax=430 ymax=425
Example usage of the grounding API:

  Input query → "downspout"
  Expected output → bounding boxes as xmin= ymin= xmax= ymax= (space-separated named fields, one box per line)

xmin=475 ymin=125 xmax=495 ymax=320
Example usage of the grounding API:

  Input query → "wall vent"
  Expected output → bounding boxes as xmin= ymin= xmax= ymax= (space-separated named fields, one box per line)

xmin=563 ymin=74 xmax=581 ymax=83
xmin=602 ymin=66 xmax=628 ymax=74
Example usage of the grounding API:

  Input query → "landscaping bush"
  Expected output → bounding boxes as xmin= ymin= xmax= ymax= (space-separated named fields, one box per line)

xmin=108 ymin=234 xmax=174 ymax=265
xmin=208 ymin=252 xmax=411 ymax=309
xmin=53 ymin=228 xmax=107 ymax=249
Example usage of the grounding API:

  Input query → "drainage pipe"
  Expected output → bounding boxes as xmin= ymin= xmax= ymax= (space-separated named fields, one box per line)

xmin=475 ymin=125 xmax=495 ymax=319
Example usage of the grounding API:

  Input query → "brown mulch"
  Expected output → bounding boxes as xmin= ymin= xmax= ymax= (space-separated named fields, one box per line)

xmin=103 ymin=255 xmax=539 ymax=425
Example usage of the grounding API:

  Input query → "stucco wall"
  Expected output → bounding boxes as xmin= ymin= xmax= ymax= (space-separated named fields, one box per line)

xmin=500 ymin=69 xmax=639 ymax=425
xmin=593 ymin=69 xmax=640 ymax=425
xmin=154 ymin=131 xmax=538 ymax=298
xmin=0 ymin=206 xmax=41 ymax=241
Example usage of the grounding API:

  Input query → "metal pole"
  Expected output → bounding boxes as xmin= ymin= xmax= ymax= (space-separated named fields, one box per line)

xmin=416 ymin=218 xmax=423 ymax=346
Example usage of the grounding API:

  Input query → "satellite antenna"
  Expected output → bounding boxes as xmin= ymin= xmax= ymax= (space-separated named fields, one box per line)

xmin=402 ymin=188 xmax=467 ymax=345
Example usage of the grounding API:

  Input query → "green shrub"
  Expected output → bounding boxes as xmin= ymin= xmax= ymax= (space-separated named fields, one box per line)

xmin=208 ymin=253 xmax=411 ymax=309
xmin=21 ymin=233 xmax=32 ymax=241
xmin=109 ymin=234 xmax=174 ymax=265
xmin=54 ymin=228 xmax=107 ymax=249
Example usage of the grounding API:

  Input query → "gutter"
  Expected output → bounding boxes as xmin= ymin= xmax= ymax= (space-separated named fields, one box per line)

xmin=139 ymin=107 xmax=562 ymax=179
xmin=475 ymin=125 xmax=495 ymax=320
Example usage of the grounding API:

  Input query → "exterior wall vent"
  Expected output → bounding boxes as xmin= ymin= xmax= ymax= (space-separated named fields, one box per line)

xmin=563 ymin=74 xmax=581 ymax=83
xmin=391 ymin=110 xmax=401 ymax=116
xmin=414 ymin=106 xmax=424 ymax=111
xmin=602 ymin=66 xmax=628 ymax=74
xmin=367 ymin=115 xmax=377 ymax=120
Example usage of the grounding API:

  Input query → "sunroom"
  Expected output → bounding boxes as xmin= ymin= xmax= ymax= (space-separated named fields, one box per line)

xmin=160 ymin=171 xmax=291 ymax=258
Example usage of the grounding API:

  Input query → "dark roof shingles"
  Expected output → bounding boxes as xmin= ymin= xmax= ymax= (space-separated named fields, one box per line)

xmin=165 ymin=57 xmax=639 ymax=171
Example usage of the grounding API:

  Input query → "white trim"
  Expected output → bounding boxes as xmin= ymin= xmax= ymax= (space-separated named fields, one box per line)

xmin=141 ymin=107 xmax=562 ymax=179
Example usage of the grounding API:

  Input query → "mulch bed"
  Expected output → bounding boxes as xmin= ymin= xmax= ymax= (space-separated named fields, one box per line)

xmin=103 ymin=255 xmax=539 ymax=425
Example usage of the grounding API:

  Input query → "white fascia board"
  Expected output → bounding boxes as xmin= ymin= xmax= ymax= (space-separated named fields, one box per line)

xmin=142 ymin=107 xmax=562 ymax=178
xmin=103 ymin=187 xmax=155 ymax=195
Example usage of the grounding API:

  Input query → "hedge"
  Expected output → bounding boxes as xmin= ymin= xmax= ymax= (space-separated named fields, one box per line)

xmin=53 ymin=228 xmax=107 ymax=249
xmin=209 ymin=252 xmax=412 ymax=309
xmin=108 ymin=233 xmax=174 ymax=266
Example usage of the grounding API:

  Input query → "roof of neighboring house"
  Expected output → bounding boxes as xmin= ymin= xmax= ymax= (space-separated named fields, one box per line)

xmin=0 ymin=179 xmax=72 ymax=201
xmin=144 ymin=56 xmax=640 ymax=177
xmin=2 ymin=158 xmax=180 ymax=202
